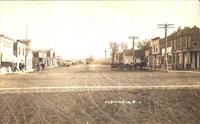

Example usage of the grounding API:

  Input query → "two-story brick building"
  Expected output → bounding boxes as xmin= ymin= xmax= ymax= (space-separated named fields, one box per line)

xmin=172 ymin=26 xmax=200 ymax=70
xmin=150 ymin=26 xmax=200 ymax=70
xmin=159 ymin=35 xmax=173 ymax=69
xmin=150 ymin=37 xmax=161 ymax=68
xmin=13 ymin=40 xmax=26 ymax=70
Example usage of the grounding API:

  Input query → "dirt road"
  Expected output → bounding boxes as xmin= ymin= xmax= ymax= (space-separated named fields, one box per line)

xmin=0 ymin=64 xmax=200 ymax=124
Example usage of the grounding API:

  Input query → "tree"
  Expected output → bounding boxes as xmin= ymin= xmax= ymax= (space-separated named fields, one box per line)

xmin=120 ymin=42 xmax=128 ymax=51
xmin=136 ymin=39 xmax=151 ymax=68
xmin=110 ymin=42 xmax=119 ymax=64
xmin=137 ymin=39 xmax=151 ymax=50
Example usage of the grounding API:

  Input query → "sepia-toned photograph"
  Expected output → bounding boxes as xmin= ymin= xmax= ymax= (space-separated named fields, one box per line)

xmin=0 ymin=0 xmax=200 ymax=123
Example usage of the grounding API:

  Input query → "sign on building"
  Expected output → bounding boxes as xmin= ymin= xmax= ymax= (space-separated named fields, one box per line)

xmin=161 ymin=47 xmax=172 ymax=56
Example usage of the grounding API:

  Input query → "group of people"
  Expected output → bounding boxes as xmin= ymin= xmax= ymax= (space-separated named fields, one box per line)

xmin=34 ymin=63 xmax=46 ymax=72
xmin=4 ymin=63 xmax=46 ymax=73
xmin=19 ymin=63 xmax=25 ymax=71
xmin=11 ymin=63 xmax=25 ymax=72
xmin=111 ymin=61 xmax=148 ymax=71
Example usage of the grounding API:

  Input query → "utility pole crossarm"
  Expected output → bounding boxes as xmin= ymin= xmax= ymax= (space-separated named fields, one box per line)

xmin=129 ymin=36 xmax=139 ymax=40
xmin=129 ymin=36 xmax=138 ymax=49
xmin=158 ymin=24 xmax=174 ymax=28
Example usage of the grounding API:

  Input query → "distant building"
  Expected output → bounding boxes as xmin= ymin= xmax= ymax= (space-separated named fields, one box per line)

xmin=134 ymin=49 xmax=145 ymax=63
xmin=40 ymin=49 xmax=58 ymax=67
xmin=52 ymin=52 xmax=58 ymax=66
xmin=114 ymin=51 xmax=123 ymax=64
xmin=21 ymin=39 xmax=33 ymax=70
xmin=118 ymin=52 xmax=124 ymax=63
xmin=124 ymin=49 xmax=133 ymax=64
xmin=122 ymin=49 xmax=145 ymax=64
xmin=42 ymin=49 xmax=54 ymax=67
xmin=25 ymin=49 xmax=33 ymax=70
xmin=56 ymin=56 xmax=64 ymax=67
xmin=32 ymin=50 xmax=47 ymax=67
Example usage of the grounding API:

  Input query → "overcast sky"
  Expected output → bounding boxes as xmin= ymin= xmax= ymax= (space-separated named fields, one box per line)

xmin=0 ymin=1 xmax=199 ymax=59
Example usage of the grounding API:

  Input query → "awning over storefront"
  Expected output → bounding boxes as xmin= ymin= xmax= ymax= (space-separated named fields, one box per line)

xmin=1 ymin=53 xmax=19 ymax=63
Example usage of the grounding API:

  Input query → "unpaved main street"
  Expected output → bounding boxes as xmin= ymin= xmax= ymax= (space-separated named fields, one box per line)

xmin=0 ymin=64 xmax=200 ymax=124
xmin=1 ymin=64 xmax=200 ymax=88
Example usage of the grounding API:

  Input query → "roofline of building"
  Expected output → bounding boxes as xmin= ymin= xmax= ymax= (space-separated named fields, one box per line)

xmin=16 ymin=39 xmax=27 ymax=44
xmin=32 ymin=49 xmax=55 ymax=53
xmin=32 ymin=48 xmax=54 ymax=52
xmin=32 ymin=49 xmax=46 ymax=53
xmin=157 ymin=25 xmax=200 ymax=41
xmin=151 ymin=37 xmax=160 ymax=41
xmin=37 ymin=48 xmax=54 ymax=52
xmin=0 ymin=34 xmax=14 ymax=41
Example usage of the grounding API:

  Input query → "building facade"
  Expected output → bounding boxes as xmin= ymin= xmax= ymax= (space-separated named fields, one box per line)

xmin=124 ymin=49 xmax=133 ymax=64
xmin=134 ymin=49 xmax=145 ymax=63
xmin=13 ymin=40 xmax=26 ymax=70
xmin=145 ymin=49 xmax=153 ymax=67
xmin=121 ymin=49 xmax=145 ymax=64
xmin=150 ymin=37 xmax=161 ymax=68
xmin=152 ymin=26 xmax=200 ymax=70
xmin=47 ymin=49 xmax=56 ymax=67
xmin=171 ymin=26 xmax=200 ymax=70
xmin=52 ymin=52 xmax=58 ymax=66
xmin=25 ymin=50 xmax=33 ymax=70
xmin=110 ymin=26 xmax=200 ymax=71
xmin=159 ymin=36 xmax=173 ymax=69
xmin=0 ymin=35 xmax=16 ymax=72
xmin=21 ymin=40 xmax=33 ymax=70
xmin=32 ymin=50 xmax=47 ymax=68
xmin=41 ymin=49 xmax=58 ymax=67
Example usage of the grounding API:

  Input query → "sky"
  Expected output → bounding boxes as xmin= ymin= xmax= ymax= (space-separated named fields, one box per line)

xmin=0 ymin=0 xmax=199 ymax=59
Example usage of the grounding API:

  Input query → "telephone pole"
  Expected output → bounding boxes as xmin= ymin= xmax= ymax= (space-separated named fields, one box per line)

xmin=24 ymin=24 xmax=31 ymax=70
xmin=129 ymin=36 xmax=138 ymax=63
xmin=26 ymin=24 xmax=28 ymax=40
xmin=105 ymin=50 xmax=107 ymax=61
xmin=157 ymin=23 xmax=174 ymax=72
